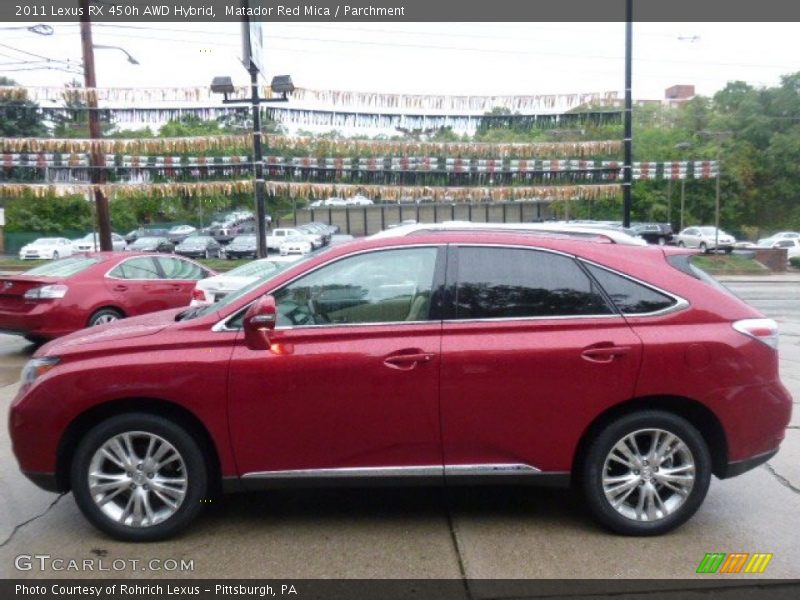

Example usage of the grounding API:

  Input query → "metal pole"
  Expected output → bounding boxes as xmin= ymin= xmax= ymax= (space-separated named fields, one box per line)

xmin=680 ymin=179 xmax=686 ymax=231
xmin=666 ymin=178 xmax=672 ymax=227
xmin=250 ymin=65 xmax=268 ymax=258
xmin=622 ymin=0 xmax=633 ymax=228
xmin=79 ymin=1 xmax=112 ymax=252
xmin=715 ymin=156 xmax=721 ymax=251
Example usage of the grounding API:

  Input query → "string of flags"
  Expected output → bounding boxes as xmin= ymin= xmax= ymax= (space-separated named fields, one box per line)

xmin=0 ymin=181 xmax=622 ymax=202
xmin=0 ymin=136 xmax=623 ymax=159
xmin=0 ymin=85 xmax=620 ymax=113
xmin=0 ymin=154 xmax=720 ymax=178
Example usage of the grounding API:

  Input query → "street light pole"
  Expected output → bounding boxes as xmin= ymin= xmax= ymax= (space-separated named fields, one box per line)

xmin=79 ymin=0 xmax=112 ymax=251
xmin=666 ymin=178 xmax=672 ymax=227
xmin=715 ymin=152 xmax=721 ymax=252
xmin=250 ymin=64 xmax=268 ymax=259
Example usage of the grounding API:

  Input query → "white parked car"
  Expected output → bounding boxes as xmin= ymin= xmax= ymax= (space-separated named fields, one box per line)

xmin=674 ymin=226 xmax=736 ymax=253
xmin=279 ymin=236 xmax=313 ymax=256
xmin=345 ymin=194 xmax=373 ymax=206
xmin=190 ymin=256 xmax=301 ymax=306
xmin=757 ymin=231 xmax=800 ymax=245
xmin=71 ymin=232 xmax=126 ymax=253
xmin=757 ymin=238 xmax=800 ymax=261
xmin=19 ymin=238 xmax=74 ymax=260
xmin=323 ymin=197 xmax=347 ymax=207
xmin=267 ymin=228 xmax=323 ymax=251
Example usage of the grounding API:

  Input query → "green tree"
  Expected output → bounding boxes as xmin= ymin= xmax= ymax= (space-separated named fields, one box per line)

xmin=0 ymin=77 xmax=47 ymax=137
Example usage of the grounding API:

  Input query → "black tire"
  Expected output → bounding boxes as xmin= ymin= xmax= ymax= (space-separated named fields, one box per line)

xmin=581 ymin=410 xmax=711 ymax=536
xmin=87 ymin=307 xmax=123 ymax=327
xmin=724 ymin=247 xmax=733 ymax=255
xmin=23 ymin=334 xmax=47 ymax=345
xmin=677 ymin=241 xmax=685 ymax=247
xmin=205 ymin=249 xmax=211 ymax=259
xmin=699 ymin=242 xmax=708 ymax=253
xmin=52 ymin=251 xmax=59 ymax=260
xmin=70 ymin=413 xmax=208 ymax=542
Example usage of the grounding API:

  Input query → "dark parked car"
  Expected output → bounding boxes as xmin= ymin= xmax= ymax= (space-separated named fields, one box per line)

xmin=209 ymin=220 xmax=257 ymax=245
xmin=174 ymin=235 xmax=222 ymax=259
xmin=224 ymin=234 xmax=258 ymax=259
xmin=632 ymin=223 xmax=674 ymax=246
xmin=125 ymin=237 xmax=175 ymax=253
xmin=124 ymin=228 xmax=170 ymax=244
xmin=9 ymin=228 xmax=791 ymax=541
xmin=0 ymin=253 xmax=214 ymax=341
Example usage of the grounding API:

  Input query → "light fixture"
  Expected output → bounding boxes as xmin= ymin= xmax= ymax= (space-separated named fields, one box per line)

xmin=210 ymin=76 xmax=236 ymax=95
xmin=93 ymin=44 xmax=139 ymax=65
xmin=270 ymin=75 xmax=294 ymax=96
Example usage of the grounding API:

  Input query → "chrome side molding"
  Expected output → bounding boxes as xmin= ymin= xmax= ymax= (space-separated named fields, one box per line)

xmin=242 ymin=463 xmax=541 ymax=480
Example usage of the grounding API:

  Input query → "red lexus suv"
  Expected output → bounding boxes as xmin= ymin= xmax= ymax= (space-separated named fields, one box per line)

xmin=8 ymin=227 xmax=792 ymax=541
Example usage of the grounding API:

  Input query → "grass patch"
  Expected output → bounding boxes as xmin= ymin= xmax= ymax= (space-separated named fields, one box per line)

xmin=691 ymin=254 xmax=769 ymax=274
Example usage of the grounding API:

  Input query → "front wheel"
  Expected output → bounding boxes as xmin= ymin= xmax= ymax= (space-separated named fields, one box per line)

xmin=52 ymin=251 xmax=59 ymax=260
xmin=70 ymin=413 xmax=209 ymax=541
xmin=581 ymin=410 xmax=711 ymax=536
xmin=677 ymin=241 xmax=685 ymax=248
xmin=699 ymin=242 xmax=708 ymax=253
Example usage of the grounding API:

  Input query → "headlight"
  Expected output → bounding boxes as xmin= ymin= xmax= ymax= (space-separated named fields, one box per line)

xmin=24 ymin=284 xmax=68 ymax=300
xmin=21 ymin=357 xmax=60 ymax=386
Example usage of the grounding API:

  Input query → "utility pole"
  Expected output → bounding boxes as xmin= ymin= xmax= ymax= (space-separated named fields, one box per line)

xmin=680 ymin=179 xmax=686 ymax=231
xmin=715 ymin=154 xmax=721 ymax=251
xmin=666 ymin=178 xmax=672 ymax=227
xmin=622 ymin=0 xmax=633 ymax=228
xmin=79 ymin=0 xmax=112 ymax=251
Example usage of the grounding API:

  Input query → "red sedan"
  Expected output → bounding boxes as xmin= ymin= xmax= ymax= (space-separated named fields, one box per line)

xmin=9 ymin=229 xmax=792 ymax=541
xmin=0 ymin=252 xmax=215 ymax=342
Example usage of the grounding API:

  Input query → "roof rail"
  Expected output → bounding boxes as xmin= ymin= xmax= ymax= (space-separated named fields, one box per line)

xmin=369 ymin=221 xmax=648 ymax=246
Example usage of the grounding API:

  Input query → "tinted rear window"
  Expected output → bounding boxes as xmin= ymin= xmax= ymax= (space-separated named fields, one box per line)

xmin=585 ymin=263 xmax=676 ymax=314
xmin=455 ymin=247 xmax=613 ymax=319
xmin=25 ymin=256 xmax=101 ymax=278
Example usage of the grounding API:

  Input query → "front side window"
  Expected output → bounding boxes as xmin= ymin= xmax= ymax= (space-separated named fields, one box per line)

xmin=454 ymin=247 xmax=613 ymax=319
xmin=273 ymin=247 xmax=438 ymax=327
xmin=109 ymin=257 xmax=160 ymax=280
xmin=585 ymin=263 xmax=677 ymax=314
xmin=156 ymin=257 xmax=207 ymax=280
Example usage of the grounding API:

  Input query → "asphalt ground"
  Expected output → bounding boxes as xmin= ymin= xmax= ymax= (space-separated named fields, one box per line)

xmin=0 ymin=279 xmax=798 ymax=589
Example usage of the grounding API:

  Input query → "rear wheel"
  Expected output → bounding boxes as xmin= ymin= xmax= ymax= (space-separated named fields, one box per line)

xmin=52 ymin=251 xmax=59 ymax=260
xmin=70 ymin=413 xmax=208 ymax=541
xmin=88 ymin=307 xmax=123 ymax=327
xmin=699 ymin=242 xmax=708 ymax=253
xmin=677 ymin=241 xmax=685 ymax=247
xmin=581 ymin=410 xmax=711 ymax=536
xmin=23 ymin=334 xmax=47 ymax=345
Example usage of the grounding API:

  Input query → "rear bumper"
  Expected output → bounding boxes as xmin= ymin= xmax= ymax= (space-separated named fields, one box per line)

xmin=22 ymin=471 xmax=62 ymax=492
xmin=0 ymin=304 xmax=73 ymax=339
xmin=718 ymin=448 xmax=779 ymax=479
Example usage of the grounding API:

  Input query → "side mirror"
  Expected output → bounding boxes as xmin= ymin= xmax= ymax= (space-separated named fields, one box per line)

xmin=243 ymin=294 xmax=277 ymax=351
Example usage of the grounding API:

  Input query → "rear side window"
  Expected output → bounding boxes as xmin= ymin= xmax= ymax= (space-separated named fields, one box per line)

xmin=156 ymin=257 xmax=207 ymax=280
xmin=109 ymin=257 xmax=160 ymax=280
xmin=585 ymin=263 xmax=676 ymax=314
xmin=455 ymin=247 xmax=613 ymax=319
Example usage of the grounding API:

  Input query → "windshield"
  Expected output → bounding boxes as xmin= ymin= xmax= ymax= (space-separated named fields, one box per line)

xmin=225 ymin=260 xmax=284 ymax=278
xmin=181 ymin=237 xmax=210 ymax=247
xmin=32 ymin=238 xmax=60 ymax=245
xmin=699 ymin=227 xmax=725 ymax=235
xmin=25 ymin=256 xmax=101 ymax=278
xmin=231 ymin=235 xmax=256 ymax=245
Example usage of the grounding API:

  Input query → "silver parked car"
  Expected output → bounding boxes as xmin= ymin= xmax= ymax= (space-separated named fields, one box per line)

xmin=674 ymin=226 xmax=736 ymax=254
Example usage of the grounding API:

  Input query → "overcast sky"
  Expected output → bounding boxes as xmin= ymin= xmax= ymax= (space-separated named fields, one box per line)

xmin=1 ymin=21 xmax=796 ymax=105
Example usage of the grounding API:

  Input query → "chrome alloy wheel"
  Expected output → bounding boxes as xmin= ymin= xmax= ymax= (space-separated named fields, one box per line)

xmin=92 ymin=314 xmax=118 ymax=325
xmin=601 ymin=428 xmax=695 ymax=522
xmin=87 ymin=431 xmax=188 ymax=528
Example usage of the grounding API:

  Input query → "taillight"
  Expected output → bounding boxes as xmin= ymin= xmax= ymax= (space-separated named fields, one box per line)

xmin=191 ymin=288 xmax=206 ymax=301
xmin=733 ymin=318 xmax=779 ymax=349
xmin=24 ymin=284 xmax=68 ymax=300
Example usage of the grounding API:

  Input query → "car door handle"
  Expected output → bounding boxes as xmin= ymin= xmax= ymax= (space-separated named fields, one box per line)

xmin=113 ymin=284 xmax=128 ymax=292
xmin=581 ymin=344 xmax=632 ymax=363
xmin=383 ymin=352 xmax=435 ymax=370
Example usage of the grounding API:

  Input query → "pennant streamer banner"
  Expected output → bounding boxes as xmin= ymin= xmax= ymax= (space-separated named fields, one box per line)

xmin=264 ymin=108 xmax=622 ymax=132
xmin=0 ymin=181 xmax=621 ymax=202
xmin=1 ymin=154 xmax=719 ymax=179
xmin=0 ymin=86 xmax=620 ymax=113
xmin=0 ymin=136 xmax=623 ymax=158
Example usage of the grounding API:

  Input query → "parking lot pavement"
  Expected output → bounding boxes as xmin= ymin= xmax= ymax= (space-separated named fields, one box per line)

xmin=1 ymin=280 xmax=799 ymax=584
